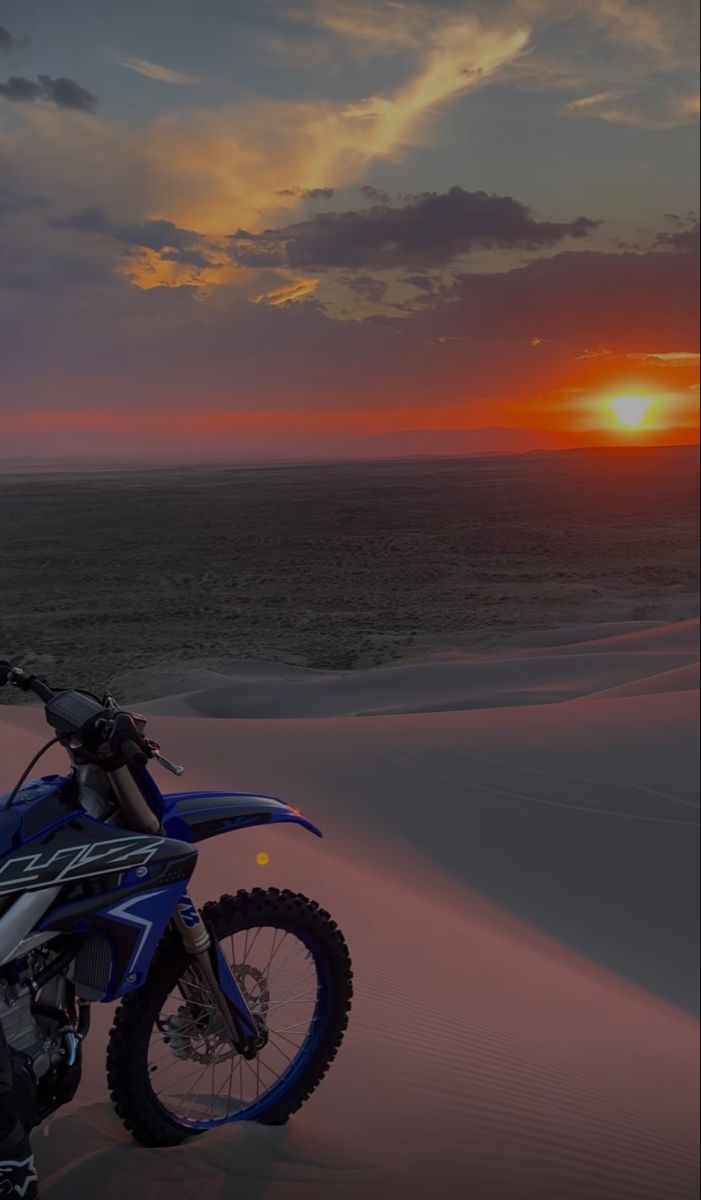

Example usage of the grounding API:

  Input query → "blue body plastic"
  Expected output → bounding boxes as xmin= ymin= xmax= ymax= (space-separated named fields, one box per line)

xmin=0 ymin=771 xmax=321 ymax=1003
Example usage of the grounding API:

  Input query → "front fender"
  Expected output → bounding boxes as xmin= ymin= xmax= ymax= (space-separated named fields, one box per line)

xmin=161 ymin=791 xmax=322 ymax=845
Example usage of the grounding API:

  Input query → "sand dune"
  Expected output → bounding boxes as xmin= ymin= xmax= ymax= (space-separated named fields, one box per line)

xmin=582 ymin=661 xmax=700 ymax=699
xmin=1 ymin=618 xmax=698 ymax=1198
xmin=109 ymin=617 xmax=701 ymax=718
xmin=500 ymin=617 xmax=699 ymax=653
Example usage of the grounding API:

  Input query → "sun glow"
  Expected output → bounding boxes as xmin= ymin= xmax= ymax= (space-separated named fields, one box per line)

xmin=609 ymin=394 xmax=653 ymax=429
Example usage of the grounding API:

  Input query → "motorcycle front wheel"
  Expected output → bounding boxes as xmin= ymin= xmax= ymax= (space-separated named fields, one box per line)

xmin=106 ymin=887 xmax=353 ymax=1146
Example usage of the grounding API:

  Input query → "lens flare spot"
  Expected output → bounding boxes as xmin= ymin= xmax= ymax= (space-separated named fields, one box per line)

xmin=256 ymin=852 xmax=270 ymax=866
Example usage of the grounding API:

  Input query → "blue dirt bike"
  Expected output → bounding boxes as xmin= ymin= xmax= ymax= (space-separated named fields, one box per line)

xmin=0 ymin=662 xmax=352 ymax=1148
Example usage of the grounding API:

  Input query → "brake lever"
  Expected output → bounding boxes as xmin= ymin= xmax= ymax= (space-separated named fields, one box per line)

xmin=154 ymin=751 xmax=185 ymax=776
xmin=149 ymin=745 xmax=185 ymax=776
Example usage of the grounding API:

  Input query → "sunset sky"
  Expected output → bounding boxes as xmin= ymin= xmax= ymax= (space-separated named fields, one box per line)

xmin=1 ymin=0 xmax=699 ymax=461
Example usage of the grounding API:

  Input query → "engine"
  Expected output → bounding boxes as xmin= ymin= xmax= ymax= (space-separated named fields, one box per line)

xmin=0 ymin=981 xmax=58 ymax=1080
xmin=0 ymin=949 xmax=83 ymax=1129
xmin=1 ymin=981 xmax=41 ymax=1058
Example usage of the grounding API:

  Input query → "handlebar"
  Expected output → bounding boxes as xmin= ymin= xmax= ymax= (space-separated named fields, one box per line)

xmin=0 ymin=662 xmax=55 ymax=703
xmin=2 ymin=663 xmax=184 ymax=834
xmin=2 ymin=662 xmax=157 ymax=770
xmin=1 ymin=660 xmax=183 ymax=777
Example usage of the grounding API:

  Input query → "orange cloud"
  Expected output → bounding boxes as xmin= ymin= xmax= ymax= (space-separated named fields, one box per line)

xmin=10 ymin=12 xmax=528 ymax=261
xmin=255 ymin=277 xmax=320 ymax=305
xmin=138 ymin=20 xmax=527 ymax=239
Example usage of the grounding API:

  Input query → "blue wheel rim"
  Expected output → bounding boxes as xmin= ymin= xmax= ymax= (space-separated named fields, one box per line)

xmin=146 ymin=921 xmax=333 ymax=1129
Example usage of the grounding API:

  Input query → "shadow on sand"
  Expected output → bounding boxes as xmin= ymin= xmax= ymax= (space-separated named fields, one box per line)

xmin=35 ymin=1101 xmax=398 ymax=1200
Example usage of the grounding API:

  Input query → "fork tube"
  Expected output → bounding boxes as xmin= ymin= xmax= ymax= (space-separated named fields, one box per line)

xmin=172 ymin=900 xmax=211 ymax=955
xmin=172 ymin=896 xmax=258 ymax=1052
xmin=108 ymin=766 xmax=161 ymax=833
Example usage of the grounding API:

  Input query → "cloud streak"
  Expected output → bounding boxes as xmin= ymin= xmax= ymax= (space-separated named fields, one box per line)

xmin=565 ymin=85 xmax=700 ymax=130
xmin=120 ymin=57 xmax=203 ymax=86
xmin=499 ymin=0 xmax=700 ymax=129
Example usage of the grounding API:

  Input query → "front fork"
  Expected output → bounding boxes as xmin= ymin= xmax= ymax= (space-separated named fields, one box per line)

xmin=172 ymin=897 xmax=261 ymax=1058
xmin=106 ymin=769 xmax=261 ymax=1058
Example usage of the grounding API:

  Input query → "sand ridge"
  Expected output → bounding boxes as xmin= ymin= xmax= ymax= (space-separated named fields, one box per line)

xmin=106 ymin=617 xmax=701 ymax=718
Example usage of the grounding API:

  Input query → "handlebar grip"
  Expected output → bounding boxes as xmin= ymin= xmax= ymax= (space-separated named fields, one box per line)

xmin=121 ymin=738 xmax=149 ymax=770
xmin=0 ymin=664 xmax=54 ymax=700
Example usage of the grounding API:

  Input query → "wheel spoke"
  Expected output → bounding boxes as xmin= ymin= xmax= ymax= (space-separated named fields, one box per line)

xmin=270 ymin=1018 xmax=318 ymax=1033
xmin=261 ymin=928 xmax=287 ymax=975
xmin=267 ymin=1029 xmax=306 ymax=1053
xmin=173 ymin=1060 xmax=216 ymax=1112
xmin=263 ymin=942 xmax=311 ymax=984
xmin=262 ymin=927 xmax=281 ymax=978
xmin=265 ymin=1034 xmax=295 ymax=1064
xmin=266 ymin=988 xmax=317 ymax=1007
xmin=145 ymin=919 xmax=321 ymax=1127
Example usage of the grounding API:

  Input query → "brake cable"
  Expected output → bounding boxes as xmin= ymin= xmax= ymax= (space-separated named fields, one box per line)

xmin=2 ymin=737 xmax=61 ymax=811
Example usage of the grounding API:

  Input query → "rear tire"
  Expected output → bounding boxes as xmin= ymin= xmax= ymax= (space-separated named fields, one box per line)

xmin=106 ymin=888 xmax=352 ymax=1147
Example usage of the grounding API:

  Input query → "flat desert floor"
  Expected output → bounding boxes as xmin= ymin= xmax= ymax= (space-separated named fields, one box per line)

xmin=0 ymin=446 xmax=698 ymax=691
xmin=0 ymin=447 xmax=699 ymax=1199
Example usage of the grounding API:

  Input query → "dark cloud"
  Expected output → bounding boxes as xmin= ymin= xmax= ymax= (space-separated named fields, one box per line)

xmin=340 ymin=274 xmax=387 ymax=302
xmin=0 ymin=240 xmax=116 ymax=291
xmin=229 ymin=187 xmax=600 ymax=270
xmin=654 ymin=221 xmax=699 ymax=253
xmin=43 ymin=76 xmax=98 ymax=111
xmin=360 ymin=185 xmax=390 ymax=204
xmin=274 ymin=187 xmax=335 ymax=200
xmin=51 ymin=205 xmax=219 ymax=265
xmin=160 ymin=248 xmax=221 ymax=269
xmin=0 ymin=76 xmax=39 ymax=102
xmin=302 ymin=187 xmax=335 ymax=200
xmin=0 ymin=74 xmax=97 ymax=110
xmin=432 ymin=246 xmax=700 ymax=352
xmin=0 ymin=27 xmax=29 ymax=53
xmin=403 ymin=274 xmax=438 ymax=290
xmin=18 ymin=256 xmax=114 ymax=290
xmin=0 ymin=189 xmax=49 ymax=222
xmin=398 ymin=273 xmax=457 ymax=307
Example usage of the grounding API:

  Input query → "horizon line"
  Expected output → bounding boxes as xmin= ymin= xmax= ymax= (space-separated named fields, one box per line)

xmin=0 ymin=442 xmax=698 ymax=476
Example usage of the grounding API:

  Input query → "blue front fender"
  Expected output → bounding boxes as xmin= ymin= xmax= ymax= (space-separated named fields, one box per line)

xmin=161 ymin=791 xmax=322 ymax=845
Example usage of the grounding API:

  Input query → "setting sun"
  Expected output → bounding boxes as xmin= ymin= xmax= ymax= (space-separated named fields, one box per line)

xmin=609 ymin=394 xmax=653 ymax=429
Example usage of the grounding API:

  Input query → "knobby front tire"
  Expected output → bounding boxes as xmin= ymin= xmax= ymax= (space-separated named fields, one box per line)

xmin=106 ymin=887 xmax=352 ymax=1147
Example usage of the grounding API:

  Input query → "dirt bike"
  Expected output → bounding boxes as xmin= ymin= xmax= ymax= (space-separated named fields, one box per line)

xmin=0 ymin=661 xmax=352 ymax=1159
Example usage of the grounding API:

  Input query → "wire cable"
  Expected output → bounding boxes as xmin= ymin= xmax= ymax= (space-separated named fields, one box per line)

xmin=2 ymin=737 xmax=61 ymax=811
